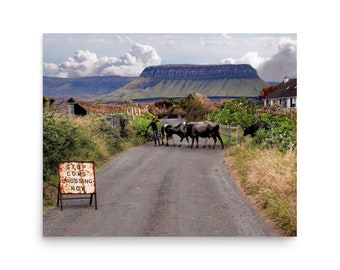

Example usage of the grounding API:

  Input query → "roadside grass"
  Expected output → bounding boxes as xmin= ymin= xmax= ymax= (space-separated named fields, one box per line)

xmin=225 ymin=143 xmax=297 ymax=236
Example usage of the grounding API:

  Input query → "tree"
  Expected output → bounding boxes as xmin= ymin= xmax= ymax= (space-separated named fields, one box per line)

xmin=208 ymin=97 xmax=256 ymax=127
xmin=259 ymin=85 xmax=275 ymax=99
xmin=182 ymin=93 xmax=217 ymax=121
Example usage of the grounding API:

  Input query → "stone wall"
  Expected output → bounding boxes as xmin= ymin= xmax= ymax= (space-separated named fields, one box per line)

xmin=105 ymin=114 xmax=123 ymax=134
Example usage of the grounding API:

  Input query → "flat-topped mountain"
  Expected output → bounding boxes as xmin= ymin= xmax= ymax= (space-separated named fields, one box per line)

xmin=140 ymin=64 xmax=259 ymax=80
xmin=94 ymin=64 xmax=268 ymax=102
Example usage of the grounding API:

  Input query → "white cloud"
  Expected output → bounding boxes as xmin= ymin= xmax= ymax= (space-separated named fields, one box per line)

xmin=43 ymin=62 xmax=59 ymax=73
xmin=130 ymin=43 xmax=161 ymax=66
xmin=43 ymin=42 xmax=161 ymax=78
xmin=219 ymin=37 xmax=297 ymax=82
xmin=220 ymin=51 xmax=268 ymax=69
xmin=257 ymin=38 xmax=297 ymax=82
xmin=221 ymin=33 xmax=232 ymax=40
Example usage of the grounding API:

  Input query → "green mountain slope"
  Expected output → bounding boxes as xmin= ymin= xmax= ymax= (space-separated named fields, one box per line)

xmin=96 ymin=77 xmax=267 ymax=102
xmin=43 ymin=75 xmax=137 ymax=100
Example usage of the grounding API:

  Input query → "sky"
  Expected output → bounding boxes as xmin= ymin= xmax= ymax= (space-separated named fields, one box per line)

xmin=43 ymin=33 xmax=297 ymax=82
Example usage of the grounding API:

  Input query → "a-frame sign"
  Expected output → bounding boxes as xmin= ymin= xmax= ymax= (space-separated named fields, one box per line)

xmin=57 ymin=161 xmax=97 ymax=211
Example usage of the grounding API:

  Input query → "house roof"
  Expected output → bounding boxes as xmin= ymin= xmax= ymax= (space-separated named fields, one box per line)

xmin=265 ymin=78 xmax=297 ymax=99
xmin=59 ymin=97 xmax=88 ymax=116
xmin=67 ymin=97 xmax=76 ymax=103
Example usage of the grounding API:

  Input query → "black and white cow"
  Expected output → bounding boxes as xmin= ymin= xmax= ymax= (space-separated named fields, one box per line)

xmin=243 ymin=122 xmax=270 ymax=137
xmin=161 ymin=122 xmax=190 ymax=147
xmin=185 ymin=122 xmax=224 ymax=149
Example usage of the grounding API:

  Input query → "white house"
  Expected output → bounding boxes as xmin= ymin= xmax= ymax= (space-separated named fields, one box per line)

xmin=263 ymin=77 xmax=297 ymax=108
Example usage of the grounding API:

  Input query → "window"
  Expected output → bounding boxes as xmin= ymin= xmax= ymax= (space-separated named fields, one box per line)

xmin=291 ymin=98 xmax=296 ymax=107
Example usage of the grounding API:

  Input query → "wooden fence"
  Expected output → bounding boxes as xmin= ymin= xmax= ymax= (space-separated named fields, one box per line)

xmin=219 ymin=124 xmax=243 ymax=144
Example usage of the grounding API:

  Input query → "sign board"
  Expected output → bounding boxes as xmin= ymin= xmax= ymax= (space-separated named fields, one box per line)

xmin=57 ymin=161 xmax=97 ymax=210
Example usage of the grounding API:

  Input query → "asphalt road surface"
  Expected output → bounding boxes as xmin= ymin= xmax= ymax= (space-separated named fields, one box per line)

xmin=43 ymin=120 xmax=278 ymax=237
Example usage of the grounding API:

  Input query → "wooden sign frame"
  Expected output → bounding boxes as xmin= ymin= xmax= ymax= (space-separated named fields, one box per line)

xmin=57 ymin=161 xmax=97 ymax=211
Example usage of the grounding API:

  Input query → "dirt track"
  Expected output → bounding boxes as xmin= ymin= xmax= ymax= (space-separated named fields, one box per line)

xmin=43 ymin=123 xmax=278 ymax=237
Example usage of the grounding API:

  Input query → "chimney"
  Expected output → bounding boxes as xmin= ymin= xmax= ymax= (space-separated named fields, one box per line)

xmin=283 ymin=76 xmax=289 ymax=83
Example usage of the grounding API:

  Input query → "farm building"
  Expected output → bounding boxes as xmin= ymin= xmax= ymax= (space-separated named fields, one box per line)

xmin=55 ymin=97 xmax=88 ymax=117
xmin=263 ymin=77 xmax=297 ymax=108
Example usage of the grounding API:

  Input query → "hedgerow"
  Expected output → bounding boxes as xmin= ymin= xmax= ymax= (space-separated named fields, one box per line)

xmin=253 ymin=113 xmax=297 ymax=152
xmin=208 ymin=97 xmax=297 ymax=152
xmin=43 ymin=113 xmax=106 ymax=186
xmin=43 ymin=112 xmax=157 ymax=209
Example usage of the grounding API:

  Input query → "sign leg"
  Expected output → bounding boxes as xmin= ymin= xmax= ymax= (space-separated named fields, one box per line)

xmin=57 ymin=188 xmax=60 ymax=206
xmin=89 ymin=194 xmax=93 ymax=205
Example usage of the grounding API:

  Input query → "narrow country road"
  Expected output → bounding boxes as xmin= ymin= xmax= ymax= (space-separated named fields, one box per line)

xmin=43 ymin=120 xmax=278 ymax=237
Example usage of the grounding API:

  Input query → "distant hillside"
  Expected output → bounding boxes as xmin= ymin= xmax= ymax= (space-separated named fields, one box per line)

xmin=94 ymin=64 xmax=269 ymax=102
xmin=43 ymin=75 xmax=137 ymax=100
xmin=267 ymin=81 xmax=280 ymax=86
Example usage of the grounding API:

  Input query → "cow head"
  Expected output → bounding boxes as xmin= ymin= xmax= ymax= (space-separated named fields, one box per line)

xmin=181 ymin=122 xmax=187 ymax=133
xmin=184 ymin=122 xmax=194 ymax=135
xmin=243 ymin=126 xmax=251 ymax=137
xmin=243 ymin=123 xmax=261 ymax=137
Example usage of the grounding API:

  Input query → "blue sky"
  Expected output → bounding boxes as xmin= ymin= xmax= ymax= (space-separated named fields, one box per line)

xmin=43 ymin=33 xmax=297 ymax=82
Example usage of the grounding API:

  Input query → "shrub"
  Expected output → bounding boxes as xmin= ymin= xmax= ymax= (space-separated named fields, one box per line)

xmin=208 ymin=97 xmax=256 ymax=127
xmin=126 ymin=114 xmax=157 ymax=144
xmin=252 ymin=113 xmax=297 ymax=152
xmin=43 ymin=113 xmax=104 ymax=185
xmin=208 ymin=98 xmax=297 ymax=152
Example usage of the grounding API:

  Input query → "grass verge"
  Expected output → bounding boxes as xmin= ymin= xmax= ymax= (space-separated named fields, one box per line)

xmin=225 ymin=144 xmax=297 ymax=236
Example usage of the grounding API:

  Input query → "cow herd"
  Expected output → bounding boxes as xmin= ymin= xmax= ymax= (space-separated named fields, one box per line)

xmin=160 ymin=121 xmax=224 ymax=149
xmin=158 ymin=120 xmax=271 ymax=149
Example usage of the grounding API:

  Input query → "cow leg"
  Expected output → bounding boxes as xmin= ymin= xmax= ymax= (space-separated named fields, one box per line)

xmin=205 ymin=137 xmax=212 ymax=148
xmin=172 ymin=136 xmax=176 ymax=147
xmin=185 ymin=136 xmax=190 ymax=147
xmin=178 ymin=137 xmax=184 ymax=147
xmin=203 ymin=138 xmax=208 ymax=148
xmin=161 ymin=128 xmax=164 ymax=145
xmin=180 ymin=136 xmax=189 ymax=147
xmin=164 ymin=130 xmax=168 ymax=146
xmin=195 ymin=137 xmax=199 ymax=148
xmin=161 ymin=131 xmax=165 ymax=145
xmin=190 ymin=137 xmax=195 ymax=148
xmin=212 ymin=136 xmax=217 ymax=149
xmin=216 ymin=133 xmax=224 ymax=149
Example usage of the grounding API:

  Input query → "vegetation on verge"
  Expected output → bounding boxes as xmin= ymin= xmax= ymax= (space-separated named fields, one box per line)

xmin=43 ymin=112 xmax=152 ymax=211
xmin=208 ymin=97 xmax=297 ymax=153
xmin=226 ymin=144 xmax=297 ymax=236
